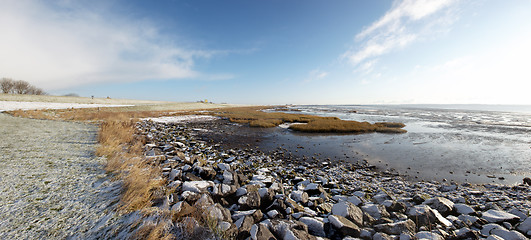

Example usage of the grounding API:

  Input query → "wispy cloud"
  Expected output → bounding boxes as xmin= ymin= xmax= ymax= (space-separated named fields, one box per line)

xmin=303 ymin=69 xmax=329 ymax=83
xmin=0 ymin=0 xmax=231 ymax=90
xmin=343 ymin=0 xmax=459 ymax=67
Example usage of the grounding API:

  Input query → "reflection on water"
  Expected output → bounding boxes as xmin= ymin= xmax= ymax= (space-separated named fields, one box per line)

xmin=267 ymin=105 xmax=531 ymax=184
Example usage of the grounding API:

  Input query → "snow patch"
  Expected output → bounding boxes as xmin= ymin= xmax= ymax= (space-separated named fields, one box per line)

xmin=143 ymin=115 xmax=219 ymax=123
xmin=0 ymin=101 xmax=132 ymax=112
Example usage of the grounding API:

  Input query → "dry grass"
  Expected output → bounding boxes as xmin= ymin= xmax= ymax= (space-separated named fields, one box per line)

xmin=209 ymin=106 xmax=407 ymax=133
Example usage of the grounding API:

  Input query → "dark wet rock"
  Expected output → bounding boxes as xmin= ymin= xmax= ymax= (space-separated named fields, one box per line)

xmin=516 ymin=217 xmax=531 ymax=236
xmin=374 ymin=219 xmax=416 ymax=235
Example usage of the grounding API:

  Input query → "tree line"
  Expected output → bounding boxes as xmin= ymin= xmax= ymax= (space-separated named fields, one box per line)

xmin=1 ymin=78 xmax=46 ymax=95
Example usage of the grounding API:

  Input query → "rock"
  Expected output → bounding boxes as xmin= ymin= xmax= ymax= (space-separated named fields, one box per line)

xmin=250 ymin=223 xmax=277 ymax=240
xmin=373 ymin=232 xmax=394 ymax=240
xmin=481 ymin=224 xmax=505 ymax=236
xmin=415 ymin=231 xmax=443 ymax=240
xmin=171 ymin=201 xmax=194 ymax=217
xmin=486 ymin=235 xmax=505 ymax=240
xmin=206 ymin=203 xmax=232 ymax=223
xmin=317 ymin=202 xmax=333 ymax=214
xmin=383 ymin=200 xmax=406 ymax=213
xmin=232 ymin=209 xmax=257 ymax=222
xmin=491 ymin=228 xmax=528 ymax=240
xmin=482 ymin=209 xmax=520 ymax=224
xmin=372 ymin=192 xmax=391 ymax=204
xmin=168 ymin=169 xmax=180 ymax=181
xmin=458 ymin=215 xmax=479 ymax=225
xmin=332 ymin=201 xmax=364 ymax=227
xmin=304 ymin=183 xmax=325 ymax=196
xmin=238 ymin=190 xmax=261 ymax=210
xmin=198 ymin=167 xmax=216 ymax=180
xmin=271 ymin=220 xmax=316 ymax=240
xmin=299 ymin=217 xmax=326 ymax=237
xmin=523 ymin=177 xmax=531 ymax=185
xmin=516 ymin=217 xmax=531 ymax=235
xmin=285 ymin=198 xmax=305 ymax=213
xmin=237 ymin=215 xmax=255 ymax=239
xmin=407 ymin=205 xmax=452 ymax=228
xmin=182 ymin=180 xmax=214 ymax=193
xmin=454 ymin=203 xmax=475 ymax=215
xmin=181 ymin=191 xmax=200 ymax=203
xmin=509 ymin=209 xmax=528 ymax=220
xmin=347 ymin=196 xmax=363 ymax=206
xmin=424 ymin=197 xmax=454 ymax=216
xmin=217 ymin=163 xmax=231 ymax=171
xmin=223 ymin=170 xmax=234 ymax=184
xmin=374 ymin=219 xmax=416 ymax=235
xmin=360 ymin=228 xmax=375 ymax=239
xmin=361 ymin=203 xmax=390 ymax=220
xmin=439 ymin=184 xmax=458 ymax=192
xmin=290 ymin=190 xmax=309 ymax=204
xmin=328 ymin=215 xmax=361 ymax=237
xmin=212 ymin=183 xmax=236 ymax=197
xmin=267 ymin=210 xmax=279 ymax=219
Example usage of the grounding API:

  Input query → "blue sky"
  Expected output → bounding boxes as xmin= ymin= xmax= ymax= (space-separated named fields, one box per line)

xmin=2 ymin=0 xmax=531 ymax=104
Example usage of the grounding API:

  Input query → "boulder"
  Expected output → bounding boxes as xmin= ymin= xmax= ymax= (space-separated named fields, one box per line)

xmin=415 ymin=231 xmax=444 ymax=240
xmin=304 ymin=183 xmax=325 ymax=196
xmin=328 ymin=215 xmax=361 ymax=237
xmin=299 ymin=217 xmax=326 ymax=237
xmin=491 ymin=228 xmax=528 ymax=240
xmin=290 ymin=190 xmax=309 ymax=204
xmin=332 ymin=201 xmax=364 ymax=227
xmin=374 ymin=219 xmax=416 ymax=235
xmin=454 ymin=203 xmax=475 ymax=215
xmin=482 ymin=210 xmax=520 ymax=224
xmin=407 ymin=205 xmax=452 ymax=228
xmin=238 ymin=190 xmax=261 ymax=210
xmin=481 ymin=223 xmax=505 ymax=236
xmin=182 ymin=180 xmax=214 ymax=193
xmin=425 ymin=197 xmax=454 ymax=216
xmin=361 ymin=203 xmax=390 ymax=220
xmin=373 ymin=232 xmax=394 ymax=240
xmin=250 ymin=223 xmax=276 ymax=240
xmin=516 ymin=217 xmax=531 ymax=235
xmin=270 ymin=220 xmax=316 ymax=240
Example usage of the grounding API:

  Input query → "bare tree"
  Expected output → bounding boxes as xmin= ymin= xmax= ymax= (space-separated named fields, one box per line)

xmin=1 ymin=78 xmax=14 ymax=94
xmin=0 ymin=78 xmax=46 ymax=95
xmin=13 ymin=80 xmax=30 ymax=94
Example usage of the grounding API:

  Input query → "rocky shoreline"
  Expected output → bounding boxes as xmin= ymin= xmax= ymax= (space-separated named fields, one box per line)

xmin=137 ymin=117 xmax=531 ymax=239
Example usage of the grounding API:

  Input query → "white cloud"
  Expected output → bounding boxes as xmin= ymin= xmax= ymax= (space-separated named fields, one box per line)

xmin=0 ymin=0 xmax=226 ymax=90
xmin=344 ymin=0 xmax=459 ymax=67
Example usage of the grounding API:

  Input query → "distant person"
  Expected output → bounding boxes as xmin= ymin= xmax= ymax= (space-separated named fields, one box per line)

xmin=91 ymin=95 xmax=94 ymax=99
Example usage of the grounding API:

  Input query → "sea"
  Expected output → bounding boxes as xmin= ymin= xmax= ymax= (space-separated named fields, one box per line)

xmin=266 ymin=104 xmax=531 ymax=185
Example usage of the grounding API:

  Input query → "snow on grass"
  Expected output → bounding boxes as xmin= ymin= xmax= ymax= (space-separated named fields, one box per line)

xmin=143 ymin=115 xmax=219 ymax=123
xmin=0 ymin=101 xmax=132 ymax=112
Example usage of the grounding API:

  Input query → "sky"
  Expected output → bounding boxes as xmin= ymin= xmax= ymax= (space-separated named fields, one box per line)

xmin=1 ymin=0 xmax=531 ymax=105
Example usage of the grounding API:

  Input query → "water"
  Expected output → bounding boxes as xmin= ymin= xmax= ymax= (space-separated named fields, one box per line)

xmin=0 ymin=114 xmax=138 ymax=239
xmin=271 ymin=104 xmax=531 ymax=185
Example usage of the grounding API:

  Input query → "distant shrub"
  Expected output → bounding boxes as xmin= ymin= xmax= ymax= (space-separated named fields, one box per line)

xmin=1 ymin=78 xmax=46 ymax=95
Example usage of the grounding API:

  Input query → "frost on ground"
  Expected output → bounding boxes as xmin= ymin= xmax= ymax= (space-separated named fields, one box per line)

xmin=0 ymin=114 xmax=135 ymax=239
xmin=143 ymin=115 xmax=219 ymax=123
xmin=0 ymin=101 xmax=132 ymax=112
